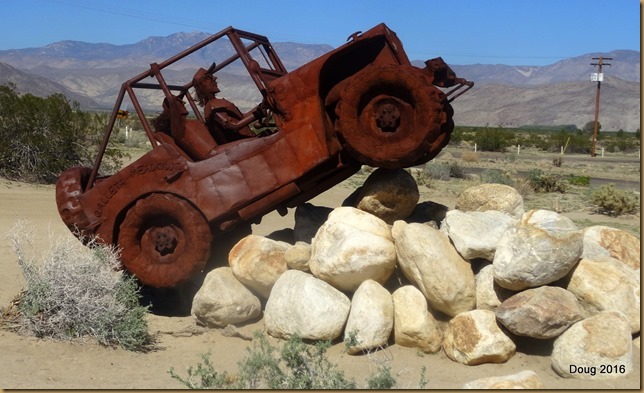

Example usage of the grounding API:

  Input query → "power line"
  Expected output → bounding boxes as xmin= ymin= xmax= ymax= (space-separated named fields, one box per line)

xmin=49 ymin=0 xmax=215 ymax=32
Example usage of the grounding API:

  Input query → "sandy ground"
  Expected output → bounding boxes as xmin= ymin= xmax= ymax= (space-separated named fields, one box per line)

xmin=0 ymin=173 xmax=640 ymax=389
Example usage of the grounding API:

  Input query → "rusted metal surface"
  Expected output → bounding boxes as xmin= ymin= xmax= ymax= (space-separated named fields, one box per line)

xmin=55 ymin=23 xmax=473 ymax=288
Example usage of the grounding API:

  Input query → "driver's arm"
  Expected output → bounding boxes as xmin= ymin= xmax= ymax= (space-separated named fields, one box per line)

xmin=210 ymin=103 xmax=267 ymax=135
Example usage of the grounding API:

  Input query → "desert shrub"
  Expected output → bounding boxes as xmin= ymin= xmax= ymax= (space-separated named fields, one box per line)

xmin=365 ymin=365 xmax=397 ymax=389
xmin=460 ymin=151 xmax=480 ymax=162
xmin=7 ymin=221 xmax=151 ymax=351
xmin=547 ymin=130 xmax=590 ymax=154
xmin=606 ymin=138 xmax=638 ymax=153
xmin=513 ymin=178 xmax=534 ymax=199
xmin=447 ymin=161 xmax=467 ymax=179
xmin=473 ymin=127 xmax=511 ymax=152
xmin=424 ymin=162 xmax=467 ymax=181
xmin=527 ymin=169 xmax=566 ymax=193
xmin=0 ymin=84 xmax=124 ymax=183
xmin=170 ymin=332 xmax=357 ymax=389
xmin=590 ymin=184 xmax=639 ymax=216
xmin=169 ymin=332 xmax=421 ymax=389
xmin=568 ymin=174 xmax=590 ymax=186
xmin=424 ymin=162 xmax=451 ymax=180
xmin=480 ymin=169 xmax=514 ymax=186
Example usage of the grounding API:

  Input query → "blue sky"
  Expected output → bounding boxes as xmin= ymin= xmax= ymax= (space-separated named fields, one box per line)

xmin=0 ymin=0 xmax=639 ymax=66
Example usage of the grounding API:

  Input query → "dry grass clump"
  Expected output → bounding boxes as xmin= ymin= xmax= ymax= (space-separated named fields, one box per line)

xmin=460 ymin=151 xmax=480 ymax=163
xmin=5 ymin=220 xmax=151 ymax=351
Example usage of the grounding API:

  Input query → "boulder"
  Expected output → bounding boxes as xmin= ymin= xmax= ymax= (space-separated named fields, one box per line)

xmin=565 ymin=257 xmax=640 ymax=334
xmin=493 ymin=209 xmax=583 ymax=290
xmin=581 ymin=225 xmax=640 ymax=270
xmin=284 ymin=241 xmax=311 ymax=272
xmin=440 ymin=210 xmax=517 ymax=260
xmin=443 ymin=309 xmax=516 ymax=365
xmin=228 ymin=235 xmax=289 ymax=299
xmin=552 ymin=311 xmax=633 ymax=379
xmin=309 ymin=207 xmax=396 ymax=292
xmin=191 ymin=267 xmax=261 ymax=328
xmin=392 ymin=285 xmax=442 ymax=353
xmin=344 ymin=280 xmax=394 ymax=354
xmin=455 ymin=183 xmax=524 ymax=218
xmin=350 ymin=168 xmax=419 ymax=224
xmin=293 ymin=203 xmax=333 ymax=243
xmin=392 ymin=221 xmax=476 ymax=316
xmin=475 ymin=263 xmax=515 ymax=311
xmin=495 ymin=286 xmax=585 ymax=339
xmin=462 ymin=370 xmax=544 ymax=389
xmin=264 ymin=270 xmax=350 ymax=340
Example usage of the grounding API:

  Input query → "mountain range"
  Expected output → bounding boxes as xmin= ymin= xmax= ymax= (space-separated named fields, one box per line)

xmin=0 ymin=32 xmax=639 ymax=131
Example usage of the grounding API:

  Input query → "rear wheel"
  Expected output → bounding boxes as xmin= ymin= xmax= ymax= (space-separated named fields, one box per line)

xmin=118 ymin=193 xmax=212 ymax=288
xmin=335 ymin=65 xmax=452 ymax=168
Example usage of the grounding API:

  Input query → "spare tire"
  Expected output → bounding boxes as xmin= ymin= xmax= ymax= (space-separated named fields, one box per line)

xmin=335 ymin=65 xmax=453 ymax=168
xmin=55 ymin=166 xmax=92 ymax=237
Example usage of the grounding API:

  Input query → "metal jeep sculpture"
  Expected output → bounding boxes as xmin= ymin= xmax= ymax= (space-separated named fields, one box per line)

xmin=55 ymin=23 xmax=473 ymax=288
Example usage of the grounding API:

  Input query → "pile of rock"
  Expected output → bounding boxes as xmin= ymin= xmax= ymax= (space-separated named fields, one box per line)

xmin=191 ymin=168 xmax=640 ymax=383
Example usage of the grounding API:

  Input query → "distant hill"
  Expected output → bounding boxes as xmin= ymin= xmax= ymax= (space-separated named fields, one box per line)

xmin=444 ymin=50 xmax=640 ymax=86
xmin=0 ymin=62 xmax=100 ymax=108
xmin=451 ymin=76 xmax=641 ymax=132
xmin=0 ymin=32 xmax=639 ymax=131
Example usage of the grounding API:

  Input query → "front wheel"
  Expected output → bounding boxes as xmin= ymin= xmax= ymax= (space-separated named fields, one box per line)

xmin=55 ymin=166 xmax=92 ymax=238
xmin=118 ymin=193 xmax=212 ymax=288
xmin=335 ymin=65 xmax=453 ymax=168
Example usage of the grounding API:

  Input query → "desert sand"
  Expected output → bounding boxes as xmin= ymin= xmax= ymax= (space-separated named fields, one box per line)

xmin=0 ymin=170 xmax=640 ymax=389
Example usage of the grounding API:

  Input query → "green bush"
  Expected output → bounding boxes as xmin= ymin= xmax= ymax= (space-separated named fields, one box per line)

xmin=527 ymin=169 xmax=566 ymax=193
xmin=424 ymin=162 xmax=467 ymax=181
xmin=590 ymin=184 xmax=639 ymax=217
xmin=568 ymin=174 xmax=590 ymax=186
xmin=170 ymin=332 xmax=358 ymax=389
xmin=424 ymin=162 xmax=451 ymax=180
xmin=365 ymin=365 xmax=397 ymax=389
xmin=473 ymin=127 xmax=511 ymax=152
xmin=480 ymin=169 xmax=514 ymax=186
xmin=7 ymin=221 xmax=151 ymax=351
xmin=0 ymin=84 xmax=124 ymax=183
xmin=547 ymin=130 xmax=589 ymax=154
xmin=168 ymin=331 xmax=427 ymax=389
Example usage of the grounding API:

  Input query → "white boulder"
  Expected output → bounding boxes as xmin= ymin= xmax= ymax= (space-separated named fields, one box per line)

xmin=441 ymin=210 xmax=517 ymax=260
xmin=264 ymin=270 xmax=350 ymax=340
xmin=552 ymin=311 xmax=633 ymax=379
xmin=229 ymin=235 xmax=289 ymax=299
xmin=344 ymin=280 xmax=394 ymax=354
xmin=392 ymin=221 xmax=476 ymax=316
xmin=493 ymin=209 xmax=582 ymax=290
xmin=392 ymin=285 xmax=442 ymax=353
xmin=309 ymin=207 xmax=396 ymax=292
xmin=442 ymin=309 xmax=516 ymax=365
xmin=191 ymin=267 xmax=261 ymax=328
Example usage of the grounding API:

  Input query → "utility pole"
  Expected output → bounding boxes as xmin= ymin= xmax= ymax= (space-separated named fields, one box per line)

xmin=590 ymin=56 xmax=612 ymax=157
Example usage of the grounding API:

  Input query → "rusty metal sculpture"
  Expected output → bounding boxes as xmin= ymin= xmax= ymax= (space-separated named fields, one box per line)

xmin=55 ymin=23 xmax=473 ymax=288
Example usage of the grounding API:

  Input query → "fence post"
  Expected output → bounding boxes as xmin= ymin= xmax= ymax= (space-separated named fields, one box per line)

xmin=474 ymin=143 xmax=477 ymax=152
xmin=517 ymin=145 xmax=520 ymax=155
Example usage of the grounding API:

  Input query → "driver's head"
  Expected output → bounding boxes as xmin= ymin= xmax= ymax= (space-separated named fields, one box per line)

xmin=193 ymin=68 xmax=219 ymax=93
